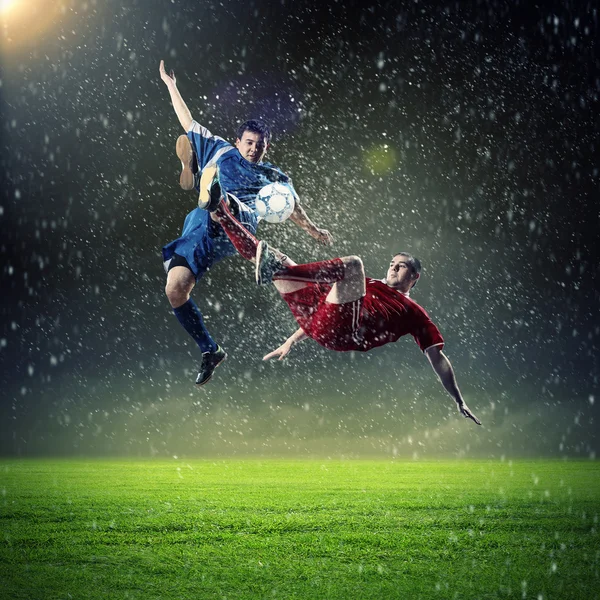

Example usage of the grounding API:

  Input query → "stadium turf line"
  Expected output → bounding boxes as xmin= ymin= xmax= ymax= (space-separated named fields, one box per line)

xmin=0 ymin=459 xmax=598 ymax=599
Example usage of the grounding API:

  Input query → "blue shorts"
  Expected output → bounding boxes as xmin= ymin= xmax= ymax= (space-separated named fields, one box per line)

xmin=162 ymin=200 xmax=258 ymax=281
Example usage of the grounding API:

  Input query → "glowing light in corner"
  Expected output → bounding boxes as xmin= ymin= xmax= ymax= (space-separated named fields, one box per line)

xmin=1 ymin=0 xmax=66 ymax=54
xmin=0 ymin=0 xmax=18 ymax=13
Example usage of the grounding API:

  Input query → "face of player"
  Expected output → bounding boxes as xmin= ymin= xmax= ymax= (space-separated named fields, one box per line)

xmin=236 ymin=131 xmax=269 ymax=163
xmin=385 ymin=255 xmax=419 ymax=292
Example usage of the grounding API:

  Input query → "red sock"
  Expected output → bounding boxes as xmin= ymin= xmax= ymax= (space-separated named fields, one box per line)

xmin=214 ymin=200 xmax=259 ymax=261
xmin=273 ymin=259 xmax=345 ymax=283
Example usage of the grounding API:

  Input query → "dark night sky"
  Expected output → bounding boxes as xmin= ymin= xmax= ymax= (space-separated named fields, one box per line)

xmin=0 ymin=0 xmax=598 ymax=457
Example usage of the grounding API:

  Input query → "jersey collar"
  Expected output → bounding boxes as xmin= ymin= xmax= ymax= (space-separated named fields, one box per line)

xmin=381 ymin=278 xmax=410 ymax=297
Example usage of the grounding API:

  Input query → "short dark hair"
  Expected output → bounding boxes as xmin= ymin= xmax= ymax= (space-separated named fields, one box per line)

xmin=394 ymin=252 xmax=421 ymax=288
xmin=394 ymin=252 xmax=421 ymax=275
xmin=236 ymin=119 xmax=271 ymax=145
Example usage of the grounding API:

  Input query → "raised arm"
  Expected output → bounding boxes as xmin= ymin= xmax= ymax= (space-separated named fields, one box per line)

xmin=263 ymin=328 xmax=308 ymax=361
xmin=288 ymin=202 xmax=333 ymax=246
xmin=159 ymin=60 xmax=193 ymax=132
xmin=425 ymin=346 xmax=481 ymax=425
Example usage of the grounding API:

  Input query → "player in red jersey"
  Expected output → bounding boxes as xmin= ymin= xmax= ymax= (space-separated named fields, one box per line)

xmin=209 ymin=196 xmax=480 ymax=425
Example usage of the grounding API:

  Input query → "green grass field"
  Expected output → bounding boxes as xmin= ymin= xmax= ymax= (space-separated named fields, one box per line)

xmin=1 ymin=459 xmax=599 ymax=599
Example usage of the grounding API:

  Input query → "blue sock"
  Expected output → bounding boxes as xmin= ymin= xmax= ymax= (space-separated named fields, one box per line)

xmin=173 ymin=299 xmax=218 ymax=354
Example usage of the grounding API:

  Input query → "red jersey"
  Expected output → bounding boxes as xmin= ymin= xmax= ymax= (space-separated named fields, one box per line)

xmin=358 ymin=279 xmax=443 ymax=352
xmin=281 ymin=278 xmax=444 ymax=353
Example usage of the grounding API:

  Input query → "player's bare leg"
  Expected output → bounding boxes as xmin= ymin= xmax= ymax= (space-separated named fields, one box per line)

xmin=198 ymin=165 xmax=222 ymax=211
xmin=176 ymin=135 xmax=197 ymax=191
xmin=165 ymin=266 xmax=196 ymax=308
xmin=323 ymin=255 xmax=366 ymax=304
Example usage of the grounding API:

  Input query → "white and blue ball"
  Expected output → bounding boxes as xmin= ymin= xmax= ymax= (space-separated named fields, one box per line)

xmin=255 ymin=182 xmax=296 ymax=223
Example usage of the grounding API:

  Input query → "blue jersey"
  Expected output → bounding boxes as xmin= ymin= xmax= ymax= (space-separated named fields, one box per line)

xmin=162 ymin=121 xmax=298 ymax=279
xmin=187 ymin=120 xmax=299 ymax=213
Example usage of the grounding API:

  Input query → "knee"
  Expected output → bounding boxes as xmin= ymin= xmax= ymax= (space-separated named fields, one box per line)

xmin=165 ymin=279 xmax=192 ymax=308
xmin=343 ymin=255 xmax=364 ymax=277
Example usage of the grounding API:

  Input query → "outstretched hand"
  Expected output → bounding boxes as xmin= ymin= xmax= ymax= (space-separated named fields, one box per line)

xmin=159 ymin=60 xmax=176 ymax=87
xmin=458 ymin=402 xmax=481 ymax=425
xmin=263 ymin=343 xmax=293 ymax=361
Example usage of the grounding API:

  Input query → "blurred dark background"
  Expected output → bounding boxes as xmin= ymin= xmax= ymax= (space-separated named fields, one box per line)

xmin=1 ymin=0 xmax=598 ymax=457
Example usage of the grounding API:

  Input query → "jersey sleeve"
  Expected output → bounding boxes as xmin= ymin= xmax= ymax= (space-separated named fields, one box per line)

xmin=187 ymin=120 xmax=233 ymax=171
xmin=411 ymin=306 xmax=444 ymax=353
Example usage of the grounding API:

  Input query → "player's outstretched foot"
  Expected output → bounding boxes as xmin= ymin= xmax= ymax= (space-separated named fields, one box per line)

xmin=255 ymin=240 xmax=284 ymax=285
xmin=176 ymin=135 xmax=198 ymax=191
xmin=195 ymin=345 xmax=227 ymax=386
xmin=197 ymin=165 xmax=222 ymax=212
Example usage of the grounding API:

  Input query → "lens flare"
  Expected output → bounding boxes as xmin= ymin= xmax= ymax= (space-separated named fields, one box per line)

xmin=1 ymin=0 xmax=65 ymax=53
xmin=364 ymin=143 xmax=398 ymax=175
xmin=0 ymin=0 xmax=18 ymax=13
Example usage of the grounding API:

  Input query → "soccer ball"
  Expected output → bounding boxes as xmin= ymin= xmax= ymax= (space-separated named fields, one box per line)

xmin=255 ymin=182 xmax=296 ymax=223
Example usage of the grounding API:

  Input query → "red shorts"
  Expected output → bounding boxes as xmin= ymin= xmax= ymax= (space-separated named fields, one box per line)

xmin=281 ymin=284 xmax=364 ymax=352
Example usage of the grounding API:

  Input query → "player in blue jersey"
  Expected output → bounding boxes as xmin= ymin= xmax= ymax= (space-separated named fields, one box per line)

xmin=159 ymin=60 xmax=333 ymax=386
